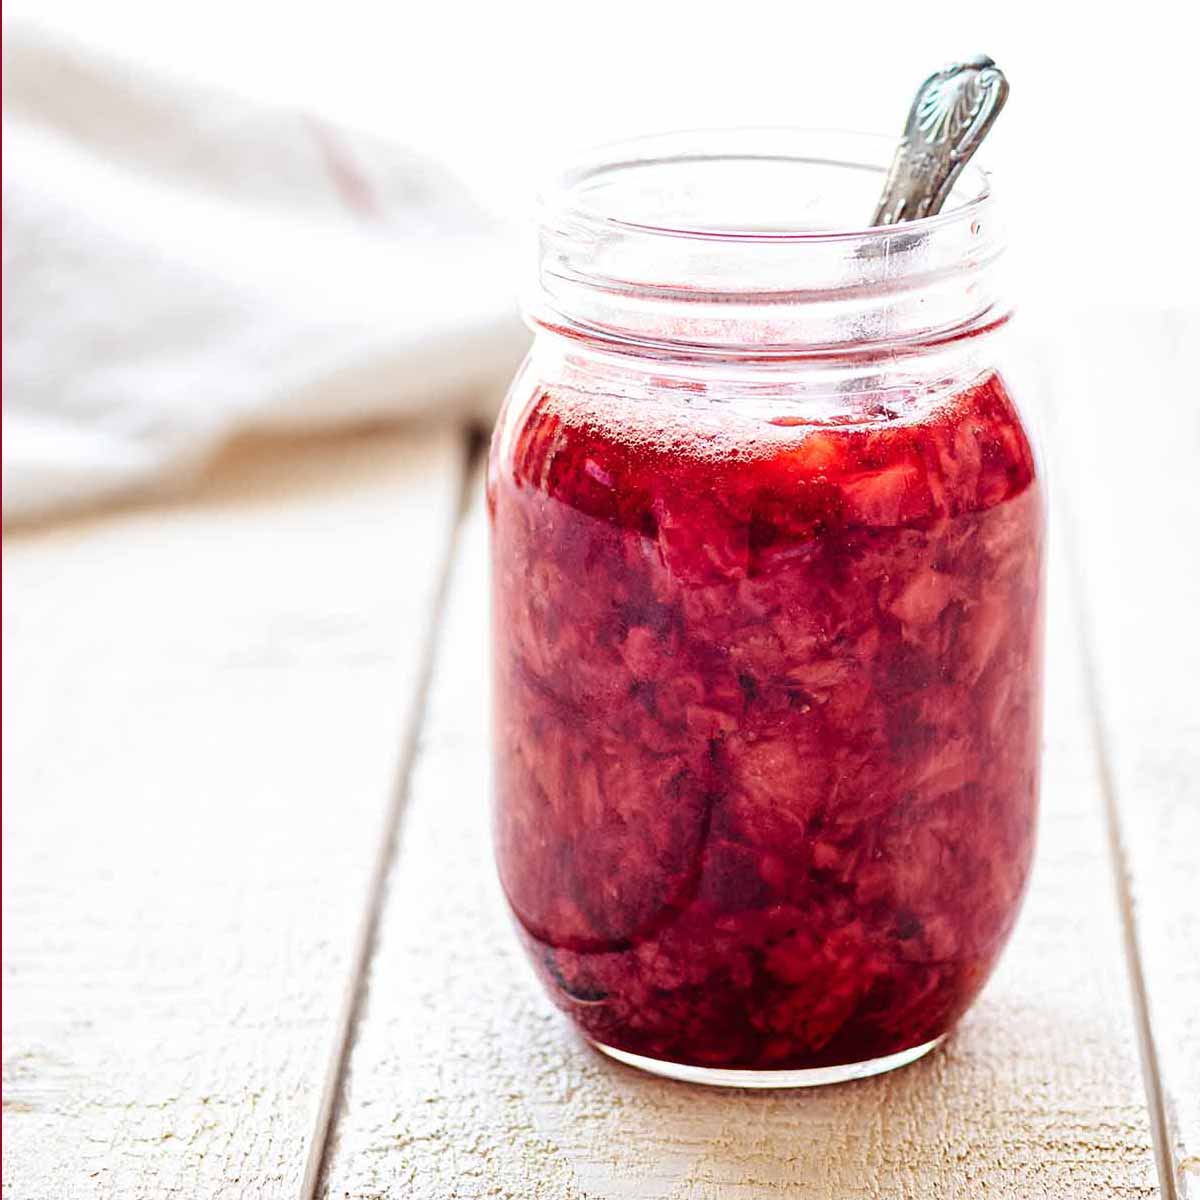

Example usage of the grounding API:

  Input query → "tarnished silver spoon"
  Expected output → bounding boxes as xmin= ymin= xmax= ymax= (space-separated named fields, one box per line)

xmin=873 ymin=55 xmax=1009 ymax=226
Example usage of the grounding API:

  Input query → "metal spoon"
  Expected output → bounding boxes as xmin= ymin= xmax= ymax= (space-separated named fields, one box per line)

xmin=873 ymin=55 xmax=1009 ymax=226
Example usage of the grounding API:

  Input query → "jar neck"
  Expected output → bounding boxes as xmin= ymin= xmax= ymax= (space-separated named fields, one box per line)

xmin=529 ymin=129 xmax=1008 ymax=364
xmin=529 ymin=321 xmax=1007 ymax=405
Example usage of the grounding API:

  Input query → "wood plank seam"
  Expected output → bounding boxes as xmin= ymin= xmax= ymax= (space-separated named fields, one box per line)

xmin=2 ymin=427 xmax=469 ymax=1199
xmin=299 ymin=430 xmax=484 ymax=1200
xmin=1056 ymin=382 xmax=1178 ymax=1200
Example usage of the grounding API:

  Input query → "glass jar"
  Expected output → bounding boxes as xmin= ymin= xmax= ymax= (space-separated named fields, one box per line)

xmin=488 ymin=130 xmax=1044 ymax=1087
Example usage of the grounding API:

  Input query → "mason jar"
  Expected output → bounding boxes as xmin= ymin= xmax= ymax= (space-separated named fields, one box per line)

xmin=488 ymin=130 xmax=1044 ymax=1087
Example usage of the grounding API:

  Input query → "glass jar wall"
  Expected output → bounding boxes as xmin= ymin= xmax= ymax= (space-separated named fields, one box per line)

xmin=488 ymin=131 xmax=1044 ymax=1086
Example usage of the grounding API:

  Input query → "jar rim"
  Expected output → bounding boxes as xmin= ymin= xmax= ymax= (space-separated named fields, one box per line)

xmin=538 ymin=128 xmax=992 ymax=246
xmin=531 ymin=128 xmax=1005 ymax=360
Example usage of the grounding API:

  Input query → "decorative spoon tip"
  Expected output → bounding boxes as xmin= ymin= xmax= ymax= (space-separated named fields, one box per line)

xmin=872 ymin=55 xmax=1009 ymax=227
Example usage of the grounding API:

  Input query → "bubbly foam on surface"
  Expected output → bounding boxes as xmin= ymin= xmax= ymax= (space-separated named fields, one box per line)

xmin=532 ymin=375 xmax=966 ymax=466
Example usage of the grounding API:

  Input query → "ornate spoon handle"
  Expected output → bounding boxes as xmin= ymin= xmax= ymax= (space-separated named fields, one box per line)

xmin=872 ymin=55 xmax=1009 ymax=226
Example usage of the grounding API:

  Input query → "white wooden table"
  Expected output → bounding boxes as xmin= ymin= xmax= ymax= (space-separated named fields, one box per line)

xmin=4 ymin=310 xmax=1197 ymax=1199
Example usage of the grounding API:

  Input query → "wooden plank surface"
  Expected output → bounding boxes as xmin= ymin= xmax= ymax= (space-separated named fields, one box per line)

xmin=1 ymin=427 xmax=466 ymax=1200
xmin=317 ymin=465 xmax=1158 ymax=1200
xmin=1049 ymin=309 xmax=1200 ymax=1199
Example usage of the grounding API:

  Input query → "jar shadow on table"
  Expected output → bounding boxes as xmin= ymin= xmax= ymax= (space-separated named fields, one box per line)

xmin=525 ymin=998 xmax=1137 ymax=1194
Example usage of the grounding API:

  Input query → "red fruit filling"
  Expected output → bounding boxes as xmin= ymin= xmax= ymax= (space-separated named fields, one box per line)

xmin=489 ymin=371 xmax=1043 ymax=1070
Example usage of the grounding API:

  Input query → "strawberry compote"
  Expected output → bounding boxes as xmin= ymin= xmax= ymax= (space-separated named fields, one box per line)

xmin=490 ymin=368 xmax=1043 ymax=1075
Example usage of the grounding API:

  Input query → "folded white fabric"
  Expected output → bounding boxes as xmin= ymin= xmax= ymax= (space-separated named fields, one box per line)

xmin=2 ymin=28 xmax=526 ymax=524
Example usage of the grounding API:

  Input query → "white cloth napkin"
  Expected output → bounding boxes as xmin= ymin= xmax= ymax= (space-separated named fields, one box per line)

xmin=2 ymin=29 xmax=526 ymax=524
